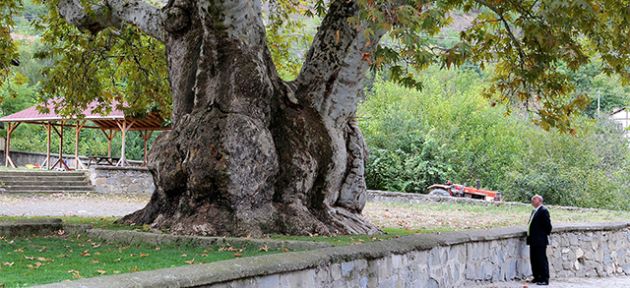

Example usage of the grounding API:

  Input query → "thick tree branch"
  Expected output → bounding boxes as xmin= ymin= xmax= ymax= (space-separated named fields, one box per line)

xmin=295 ymin=0 xmax=389 ymax=120
xmin=295 ymin=0 xmax=392 ymax=108
xmin=57 ymin=0 xmax=166 ymax=41
xmin=295 ymin=0 xmax=359 ymax=92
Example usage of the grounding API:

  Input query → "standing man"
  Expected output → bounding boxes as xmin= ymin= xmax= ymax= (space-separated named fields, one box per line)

xmin=527 ymin=194 xmax=552 ymax=286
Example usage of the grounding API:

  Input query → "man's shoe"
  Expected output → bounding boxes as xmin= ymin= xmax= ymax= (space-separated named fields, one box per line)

xmin=536 ymin=281 xmax=549 ymax=286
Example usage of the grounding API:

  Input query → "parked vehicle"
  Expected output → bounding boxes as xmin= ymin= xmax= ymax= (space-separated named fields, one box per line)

xmin=427 ymin=182 xmax=502 ymax=202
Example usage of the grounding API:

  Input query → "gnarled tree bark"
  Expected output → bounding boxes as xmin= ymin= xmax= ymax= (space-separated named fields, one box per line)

xmin=58 ymin=0 xmax=386 ymax=236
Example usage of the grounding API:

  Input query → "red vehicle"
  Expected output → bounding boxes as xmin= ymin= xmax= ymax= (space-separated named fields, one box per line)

xmin=427 ymin=182 xmax=502 ymax=202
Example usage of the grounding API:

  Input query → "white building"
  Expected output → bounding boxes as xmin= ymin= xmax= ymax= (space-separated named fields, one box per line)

xmin=610 ymin=108 xmax=629 ymax=139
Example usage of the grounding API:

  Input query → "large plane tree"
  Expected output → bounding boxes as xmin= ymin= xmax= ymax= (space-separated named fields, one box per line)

xmin=1 ymin=0 xmax=629 ymax=236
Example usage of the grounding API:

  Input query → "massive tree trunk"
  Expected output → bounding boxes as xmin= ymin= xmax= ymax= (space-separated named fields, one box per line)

xmin=59 ymin=0 xmax=384 ymax=236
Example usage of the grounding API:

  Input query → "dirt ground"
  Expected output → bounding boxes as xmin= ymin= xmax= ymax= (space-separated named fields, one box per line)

xmin=363 ymin=201 xmax=630 ymax=231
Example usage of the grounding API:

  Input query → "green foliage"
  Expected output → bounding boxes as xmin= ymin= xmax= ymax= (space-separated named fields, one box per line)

xmin=0 ymin=0 xmax=20 ymax=83
xmin=354 ymin=0 xmax=630 ymax=131
xmin=2 ymin=0 xmax=630 ymax=130
xmin=567 ymin=61 xmax=630 ymax=116
xmin=503 ymin=120 xmax=630 ymax=210
xmin=360 ymin=66 xmax=630 ymax=210
xmin=34 ymin=0 xmax=171 ymax=117
xmin=0 ymin=0 xmax=628 ymax=210
xmin=264 ymin=1 xmax=320 ymax=79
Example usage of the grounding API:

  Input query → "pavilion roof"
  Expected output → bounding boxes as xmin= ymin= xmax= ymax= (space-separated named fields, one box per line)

xmin=0 ymin=100 xmax=169 ymax=131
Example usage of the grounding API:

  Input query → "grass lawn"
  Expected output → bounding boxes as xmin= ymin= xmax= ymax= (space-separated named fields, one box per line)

xmin=0 ymin=233 xmax=282 ymax=287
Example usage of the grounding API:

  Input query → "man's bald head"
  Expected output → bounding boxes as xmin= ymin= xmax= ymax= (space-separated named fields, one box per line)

xmin=531 ymin=194 xmax=543 ymax=208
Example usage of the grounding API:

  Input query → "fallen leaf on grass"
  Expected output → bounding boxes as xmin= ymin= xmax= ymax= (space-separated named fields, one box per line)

xmin=185 ymin=259 xmax=195 ymax=265
xmin=27 ymin=262 xmax=42 ymax=270
xmin=259 ymin=245 xmax=269 ymax=252
xmin=80 ymin=250 xmax=90 ymax=257
xmin=139 ymin=253 xmax=149 ymax=257
xmin=233 ymin=253 xmax=242 ymax=258
xmin=96 ymin=269 xmax=107 ymax=275
xmin=219 ymin=246 xmax=241 ymax=252
xmin=129 ymin=266 xmax=139 ymax=272
xmin=2 ymin=262 xmax=14 ymax=267
xmin=67 ymin=269 xmax=81 ymax=279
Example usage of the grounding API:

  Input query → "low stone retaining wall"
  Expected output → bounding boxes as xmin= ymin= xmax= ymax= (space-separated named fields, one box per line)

xmin=86 ymin=229 xmax=332 ymax=251
xmin=36 ymin=222 xmax=630 ymax=288
xmin=89 ymin=165 xmax=154 ymax=194
xmin=0 ymin=218 xmax=63 ymax=237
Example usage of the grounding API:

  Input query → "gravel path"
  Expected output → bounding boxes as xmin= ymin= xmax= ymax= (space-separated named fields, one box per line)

xmin=470 ymin=276 xmax=630 ymax=288
xmin=0 ymin=194 xmax=150 ymax=217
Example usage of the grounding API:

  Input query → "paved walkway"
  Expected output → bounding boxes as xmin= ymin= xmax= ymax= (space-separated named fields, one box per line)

xmin=471 ymin=276 xmax=630 ymax=288
xmin=0 ymin=194 xmax=149 ymax=217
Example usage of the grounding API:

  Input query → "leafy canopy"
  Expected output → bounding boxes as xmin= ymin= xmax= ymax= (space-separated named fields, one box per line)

xmin=1 ymin=0 xmax=630 ymax=130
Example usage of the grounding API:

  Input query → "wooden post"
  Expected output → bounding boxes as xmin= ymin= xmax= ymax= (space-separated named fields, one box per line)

xmin=100 ymin=129 xmax=115 ymax=161
xmin=59 ymin=121 xmax=63 ymax=168
xmin=141 ymin=130 xmax=153 ymax=166
xmin=41 ymin=122 xmax=52 ymax=170
xmin=74 ymin=121 xmax=85 ymax=169
xmin=115 ymin=120 xmax=135 ymax=167
xmin=4 ymin=122 xmax=19 ymax=168
xmin=47 ymin=122 xmax=51 ymax=169
xmin=4 ymin=122 xmax=10 ymax=167
xmin=51 ymin=121 xmax=70 ymax=170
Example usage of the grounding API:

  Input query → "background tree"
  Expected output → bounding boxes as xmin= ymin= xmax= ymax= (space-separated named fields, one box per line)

xmin=1 ymin=0 xmax=629 ymax=236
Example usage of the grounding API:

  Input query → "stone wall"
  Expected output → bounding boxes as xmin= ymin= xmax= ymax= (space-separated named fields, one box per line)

xmin=89 ymin=165 xmax=154 ymax=194
xmin=0 ymin=150 xmax=143 ymax=169
xmin=37 ymin=222 xmax=630 ymax=288
xmin=0 ymin=150 xmax=85 ymax=169
xmin=0 ymin=219 xmax=63 ymax=237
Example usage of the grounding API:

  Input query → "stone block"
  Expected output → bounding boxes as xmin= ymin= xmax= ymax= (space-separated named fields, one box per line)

xmin=576 ymin=247 xmax=584 ymax=258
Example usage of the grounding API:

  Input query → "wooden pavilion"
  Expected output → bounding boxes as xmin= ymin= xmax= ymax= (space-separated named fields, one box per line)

xmin=0 ymin=100 xmax=169 ymax=170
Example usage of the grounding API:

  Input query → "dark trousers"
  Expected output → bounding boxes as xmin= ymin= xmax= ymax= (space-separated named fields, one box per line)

xmin=530 ymin=245 xmax=549 ymax=282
